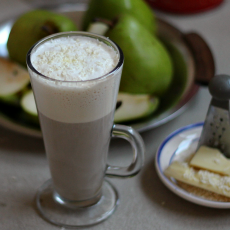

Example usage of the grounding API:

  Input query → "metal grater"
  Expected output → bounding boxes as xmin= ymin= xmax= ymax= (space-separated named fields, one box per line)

xmin=198 ymin=74 xmax=230 ymax=158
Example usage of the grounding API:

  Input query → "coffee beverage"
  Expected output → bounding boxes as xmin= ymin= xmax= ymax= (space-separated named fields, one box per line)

xmin=29 ymin=35 xmax=121 ymax=204
xmin=27 ymin=32 xmax=145 ymax=227
xmin=39 ymin=111 xmax=113 ymax=204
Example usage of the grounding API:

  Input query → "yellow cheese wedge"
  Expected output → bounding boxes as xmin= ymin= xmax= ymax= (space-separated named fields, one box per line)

xmin=164 ymin=161 xmax=230 ymax=197
xmin=190 ymin=146 xmax=230 ymax=176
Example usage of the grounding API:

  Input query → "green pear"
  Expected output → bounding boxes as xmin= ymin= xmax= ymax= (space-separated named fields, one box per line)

xmin=114 ymin=93 xmax=159 ymax=123
xmin=7 ymin=10 xmax=78 ymax=66
xmin=82 ymin=0 xmax=156 ymax=34
xmin=106 ymin=14 xmax=173 ymax=96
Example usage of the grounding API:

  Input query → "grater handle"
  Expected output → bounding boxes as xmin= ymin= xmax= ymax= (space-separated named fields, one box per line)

xmin=209 ymin=74 xmax=230 ymax=118
xmin=209 ymin=74 xmax=230 ymax=101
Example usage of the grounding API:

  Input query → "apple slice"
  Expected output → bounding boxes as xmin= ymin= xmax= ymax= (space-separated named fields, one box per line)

xmin=114 ymin=93 xmax=159 ymax=123
xmin=0 ymin=58 xmax=30 ymax=104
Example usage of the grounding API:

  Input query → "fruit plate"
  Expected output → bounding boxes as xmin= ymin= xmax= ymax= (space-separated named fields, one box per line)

xmin=0 ymin=3 xmax=215 ymax=138
xmin=155 ymin=122 xmax=230 ymax=208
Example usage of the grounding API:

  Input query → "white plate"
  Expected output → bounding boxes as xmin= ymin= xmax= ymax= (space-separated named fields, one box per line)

xmin=155 ymin=122 xmax=230 ymax=208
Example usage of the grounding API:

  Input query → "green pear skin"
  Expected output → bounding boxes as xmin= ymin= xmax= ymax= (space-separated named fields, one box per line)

xmin=7 ymin=10 xmax=78 ymax=66
xmin=83 ymin=0 xmax=156 ymax=34
xmin=106 ymin=14 xmax=173 ymax=96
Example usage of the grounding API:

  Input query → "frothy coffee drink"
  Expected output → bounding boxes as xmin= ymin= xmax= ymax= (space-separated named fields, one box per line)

xmin=30 ymin=35 xmax=121 ymax=205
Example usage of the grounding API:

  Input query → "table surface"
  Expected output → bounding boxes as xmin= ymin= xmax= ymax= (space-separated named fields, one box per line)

xmin=1 ymin=0 xmax=230 ymax=229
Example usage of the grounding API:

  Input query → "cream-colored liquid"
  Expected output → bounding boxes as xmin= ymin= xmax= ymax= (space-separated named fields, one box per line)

xmin=39 ymin=111 xmax=113 ymax=203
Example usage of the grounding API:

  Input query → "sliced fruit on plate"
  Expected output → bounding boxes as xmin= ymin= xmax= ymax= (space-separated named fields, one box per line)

xmin=20 ymin=90 xmax=159 ymax=124
xmin=87 ymin=21 xmax=110 ymax=35
xmin=114 ymin=93 xmax=159 ymax=123
xmin=21 ymin=90 xmax=37 ymax=116
xmin=0 ymin=57 xmax=30 ymax=105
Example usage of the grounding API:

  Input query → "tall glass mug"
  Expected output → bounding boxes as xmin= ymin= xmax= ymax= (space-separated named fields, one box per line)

xmin=26 ymin=32 xmax=145 ymax=228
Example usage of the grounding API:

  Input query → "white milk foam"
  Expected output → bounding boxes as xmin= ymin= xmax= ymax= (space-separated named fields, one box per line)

xmin=30 ymin=36 xmax=121 ymax=123
xmin=31 ymin=36 xmax=118 ymax=81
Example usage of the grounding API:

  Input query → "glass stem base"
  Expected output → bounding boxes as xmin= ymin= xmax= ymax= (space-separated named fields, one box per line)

xmin=36 ymin=179 xmax=119 ymax=228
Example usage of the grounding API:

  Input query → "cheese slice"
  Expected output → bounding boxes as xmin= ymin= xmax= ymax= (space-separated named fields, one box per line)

xmin=190 ymin=146 xmax=230 ymax=176
xmin=165 ymin=161 xmax=230 ymax=197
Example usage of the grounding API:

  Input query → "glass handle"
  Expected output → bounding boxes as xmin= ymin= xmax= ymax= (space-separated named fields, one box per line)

xmin=106 ymin=124 xmax=145 ymax=178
